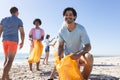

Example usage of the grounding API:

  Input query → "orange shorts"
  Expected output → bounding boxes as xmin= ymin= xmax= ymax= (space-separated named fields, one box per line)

xmin=3 ymin=40 xmax=18 ymax=54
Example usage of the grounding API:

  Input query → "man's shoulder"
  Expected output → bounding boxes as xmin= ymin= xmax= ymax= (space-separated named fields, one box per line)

xmin=59 ymin=24 xmax=67 ymax=33
xmin=4 ymin=16 xmax=22 ymax=23
xmin=76 ymin=23 xmax=85 ymax=29
xmin=16 ymin=17 xmax=23 ymax=23
xmin=1 ymin=17 xmax=10 ymax=21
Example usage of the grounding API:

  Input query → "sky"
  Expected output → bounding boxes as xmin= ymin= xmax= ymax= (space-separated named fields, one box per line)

xmin=0 ymin=0 xmax=120 ymax=56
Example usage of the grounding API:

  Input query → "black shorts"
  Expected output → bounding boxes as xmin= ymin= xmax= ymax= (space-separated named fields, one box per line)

xmin=45 ymin=46 xmax=50 ymax=52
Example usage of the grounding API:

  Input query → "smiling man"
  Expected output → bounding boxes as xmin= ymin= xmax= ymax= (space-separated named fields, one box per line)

xmin=49 ymin=7 xmax=93 ymax=80
xmin=58 ymin=7 xmax=93 ymax=80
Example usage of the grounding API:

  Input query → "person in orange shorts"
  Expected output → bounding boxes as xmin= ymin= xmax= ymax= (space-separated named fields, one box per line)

xmin=0 ymin=7 xmax=25 ymax=80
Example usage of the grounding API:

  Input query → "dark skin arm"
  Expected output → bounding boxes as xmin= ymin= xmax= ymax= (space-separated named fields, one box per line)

xmin=39 ymin=36 xmax=44 ymax=41
xmin=29 ymin=35 xmax=33 ymax=41
xmin=29 ymin=35 xmax=32 ymax=38
xmin=19 ymin=27 xmax=25 ymax=49
xmin=0 ymin=24 xmax=3 ymax=37
xmin=58 ymin=42 xmax=64 ymax=60
xmin=71 ymin=43 xmax=91 ymax=60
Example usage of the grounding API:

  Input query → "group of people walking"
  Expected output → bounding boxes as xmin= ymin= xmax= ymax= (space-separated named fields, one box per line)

xmin=0 ymin=6 xmax=93 ymax=80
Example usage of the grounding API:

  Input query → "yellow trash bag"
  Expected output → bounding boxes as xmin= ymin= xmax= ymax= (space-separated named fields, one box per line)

xmin=55 ymin=53 xmax=84 ymax=80
xmin=53 ymin=50 xmax=58 ymax=59
xmin=28 ymin=40 xmax=43 ymax=63
xmin=52 ymin=41 xmax=58 ymax=59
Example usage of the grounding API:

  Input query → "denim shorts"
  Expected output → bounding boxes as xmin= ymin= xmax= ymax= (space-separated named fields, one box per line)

xmin=45 ymin=46 xmax=50 ymax=52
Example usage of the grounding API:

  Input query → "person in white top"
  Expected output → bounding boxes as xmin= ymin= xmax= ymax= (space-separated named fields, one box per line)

xmin=43 ymin=34 xmax=55 ymax=65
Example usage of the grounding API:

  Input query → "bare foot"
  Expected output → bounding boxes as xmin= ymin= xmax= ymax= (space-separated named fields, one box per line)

xmin=36 ymin=68 xmax=40 ymax=71
xmin=42 ymin=62 xmax=45 ymax=64
xmin=48 ymin=78 xmax=53 ymax=80
xmin=6 ymin=75 xmax=12 ymax=80
xmin=30 ymin=68 xmax=32 ymax=71
xmin=2 ymin=74 xmax=6 ymax=80
xmin=46 ymin=63 xmax=49 ymax=65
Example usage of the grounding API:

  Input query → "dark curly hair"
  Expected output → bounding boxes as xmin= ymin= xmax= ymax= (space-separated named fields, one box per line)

xmin=10 ymin=7 xmax=18 ymax=14
xmin=33 ymin=18 xmax=42 ymax=25
xmin=63 ymin=7 xmax=77 ymax=21
xmin=46 ymin=34 xmax=50 ymax=39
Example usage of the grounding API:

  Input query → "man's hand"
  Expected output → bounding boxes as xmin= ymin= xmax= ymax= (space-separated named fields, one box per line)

xmin=59 ymin=56 xmax=62 ymax=60
xmin=70 ymin=50 xmax=85 ymax=60
xmin=71 ymin=43 xmax=91 ymax=60
xmin=70 ymin=53 xmax=80 ymax=60
xmin=19 ymin=42 xmax=24 ymax=49
xmin=19 ymin=27 xmax=25 ymax=49
xmin=58 ymin=42 xmax=64 ymax=60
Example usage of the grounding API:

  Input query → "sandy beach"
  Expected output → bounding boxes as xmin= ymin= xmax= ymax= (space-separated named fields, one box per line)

xmin=0 ymin=56 xmax=120 ymax=80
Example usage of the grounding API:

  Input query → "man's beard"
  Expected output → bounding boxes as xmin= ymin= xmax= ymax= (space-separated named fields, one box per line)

xmin=65 ymin=18 xmax=74 ymax=24
xmin=66 ymin=20 xmax=74 ymax=24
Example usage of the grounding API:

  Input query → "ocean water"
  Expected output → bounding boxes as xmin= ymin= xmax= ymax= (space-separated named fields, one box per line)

xmin=0 ymin=52 xmax=54 ymax=64
xmin=1 ymin=52 xmax=119 ymax=65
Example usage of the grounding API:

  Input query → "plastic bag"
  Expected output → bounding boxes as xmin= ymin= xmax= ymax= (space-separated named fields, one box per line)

xmin=55 ymin=53 xmax=84 ymax=80
xmin=28 ymin=40 xmax=43 ymax=63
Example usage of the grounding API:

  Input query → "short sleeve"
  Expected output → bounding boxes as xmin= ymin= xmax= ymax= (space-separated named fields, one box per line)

xmin=0 ymin=19 xmax=4 ymax=25
xmin=58 ymin=32 xmax=64 ymax=42
xmin=18 ymin=19 xmax=23 ymax=27
xmin=81 ymin=27 xmax=90 ymax=44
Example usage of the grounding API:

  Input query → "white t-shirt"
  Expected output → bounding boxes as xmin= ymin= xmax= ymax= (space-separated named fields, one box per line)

xmin=44 ymin=39 xmax=50 ymax=46
xmin=35 ymin=29 xmax=41 ymax=40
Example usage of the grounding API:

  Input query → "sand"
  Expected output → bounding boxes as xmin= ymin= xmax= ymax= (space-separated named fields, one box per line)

xmin=0 ymin=56 xmax=120 ymax=80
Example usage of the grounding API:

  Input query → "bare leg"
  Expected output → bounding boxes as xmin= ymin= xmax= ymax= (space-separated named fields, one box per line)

xmin=30 ymin=47 xmax=33 ymax=53
xmin=81 ymin=53 xmax=93 ymax=80
xmin=29 ymin=47 xmax=33 ymax=71
xmin=42 ymin=56 xmax=46 ymax=64
xmin=2 ymin=53 xmax=16 ymax=80
xmin=46 ymin=52 xmax=49 ymax=65
xmin=49 ymin=52 xmax=64 ymax=79
xmin=43 ymin=52 xmax=49 ymax=64
xmin=49 ymin=66 xmax=56 ymax=79
xmin=29 ymin=63 xmax=32 ymax=71
xmin=4 ymin=55 xmax=8 ymax=66
xmin=36 ymin=61 xmax=40 ymax=71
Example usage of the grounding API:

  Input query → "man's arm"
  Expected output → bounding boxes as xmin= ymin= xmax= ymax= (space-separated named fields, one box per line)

xmin=71 ymin=43 xmax=91 ymax=60
xmin=81 ymin=43 xmax=91 ymax=54
xmin=19 ymin=27 xmax=25 ymax=49
xmin=58 ymin=42 xmax=64 ymax=60
xmin=0 ymin=24 xmax=3 ymax=37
